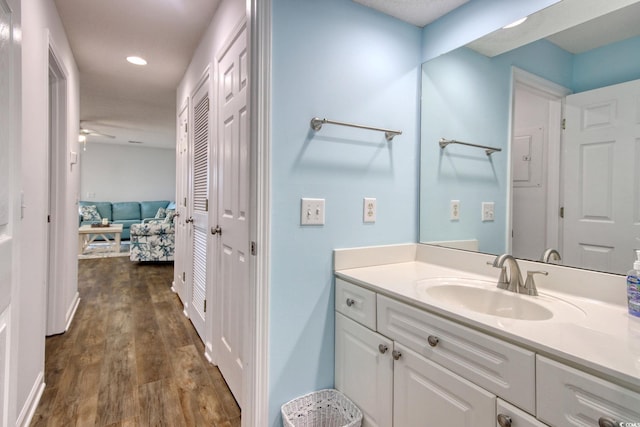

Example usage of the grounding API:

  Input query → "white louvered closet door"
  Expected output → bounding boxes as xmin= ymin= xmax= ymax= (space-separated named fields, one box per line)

xmin=188 ymin=79 xmax=210 ymax=340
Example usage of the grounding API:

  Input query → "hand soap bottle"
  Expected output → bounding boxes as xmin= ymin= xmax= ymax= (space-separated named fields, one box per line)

xmin=627 ymin=250 xmax=640 ymax=317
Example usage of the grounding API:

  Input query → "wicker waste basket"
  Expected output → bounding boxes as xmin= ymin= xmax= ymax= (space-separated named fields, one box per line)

xmin=281 ymin=389 xmax=363 ymax=427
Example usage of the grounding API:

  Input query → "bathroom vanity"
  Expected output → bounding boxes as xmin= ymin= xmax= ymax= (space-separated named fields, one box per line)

xmin=334 ymin=244 xmax=640 ymax=427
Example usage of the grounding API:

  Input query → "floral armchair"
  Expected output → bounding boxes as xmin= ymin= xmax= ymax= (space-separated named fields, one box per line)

xmin=129 ymin=212 xmax=175 ymax=262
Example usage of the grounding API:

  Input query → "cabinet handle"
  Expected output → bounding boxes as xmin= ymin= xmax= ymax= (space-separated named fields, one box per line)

xmin=346 ymin=298 xmax=356 ymax=307
xmin=497 ymin=414 xmax=512 ymax=427
xmin=427 ymin=335 xmax=439 ymax=347
xmin=599 ymin=417 xmax=621 ymax=427
xmin=378 ymin=344 xmax=388 ymax=354
xmin=392 ymin=350 xmax=402 ymax=360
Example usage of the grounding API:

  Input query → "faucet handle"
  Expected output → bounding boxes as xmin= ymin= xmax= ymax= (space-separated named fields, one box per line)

xmin=524 ymin=270 xmax=548 ymax=296
xmin=487 ymin=261 xmax=509 ymax=290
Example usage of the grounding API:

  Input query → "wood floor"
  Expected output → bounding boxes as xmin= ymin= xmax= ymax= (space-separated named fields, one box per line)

xmin=30 ymin=257 xmax=241 ymax=427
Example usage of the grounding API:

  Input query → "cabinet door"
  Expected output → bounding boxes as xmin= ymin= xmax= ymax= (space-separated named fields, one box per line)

xmin=537 ymin=356 xmax=640 ymax=426
xmin=393 ymin=343 xmax=496 ymax=427
xmin=335 ymin=313 xmax=393 ymax=427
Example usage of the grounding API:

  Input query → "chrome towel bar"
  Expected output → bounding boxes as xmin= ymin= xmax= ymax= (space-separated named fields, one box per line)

xmin=439 ymin=138 xmax=502 ymax=156
xmin=310 ymin=117 xmax=402 ymax=141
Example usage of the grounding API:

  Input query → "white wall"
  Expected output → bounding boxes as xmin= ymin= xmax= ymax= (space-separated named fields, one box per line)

xmin=18 ymin=0 xmax=80 ymax=424
xmin=79 ymin=143 xmax=176 ymax=202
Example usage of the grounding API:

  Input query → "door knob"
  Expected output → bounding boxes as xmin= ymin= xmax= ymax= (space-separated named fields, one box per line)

xmin=378 ymin=344 xmax=388 ymax=354
xmin=211 ymin=225 xmax=222 ymax=235
xmin=427 ymin=335 xmax=439 ymax=347
xmin=185 ymin=217 xmax=194 ymax=223
xmin=392 ymin=350 xmax=402 ymax=360
xmin=346 ymin=298 xmax=356 ymax=307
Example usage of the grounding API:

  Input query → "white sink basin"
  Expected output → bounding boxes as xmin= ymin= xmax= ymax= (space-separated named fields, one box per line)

xmin=415 ymin=278 xmax=585 ymax=321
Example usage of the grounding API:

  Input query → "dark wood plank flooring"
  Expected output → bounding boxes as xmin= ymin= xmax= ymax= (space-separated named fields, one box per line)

xmin=30 ymin=257 xmax=241 ymax=427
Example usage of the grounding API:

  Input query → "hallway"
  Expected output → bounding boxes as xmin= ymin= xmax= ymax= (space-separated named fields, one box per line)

xmin=30 ymin=257 xmax=240 ymax=426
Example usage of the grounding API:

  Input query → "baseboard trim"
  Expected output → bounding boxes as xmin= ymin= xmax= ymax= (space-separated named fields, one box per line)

xmin=64 ymin=292 xmax=80 ymax=332
xmin=16 ymin=372 xmax=45 ymax=427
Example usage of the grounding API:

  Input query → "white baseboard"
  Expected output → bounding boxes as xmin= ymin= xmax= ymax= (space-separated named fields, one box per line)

xmin=64 ymin=292 xmax=80 ymax=332
xmin=16 ymin=372 xmax=45 ymax=427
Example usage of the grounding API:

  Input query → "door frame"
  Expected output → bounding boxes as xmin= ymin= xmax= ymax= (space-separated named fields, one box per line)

xmin=46 ymin=36 xmax=70 ymax=336
xmin=508 ymin=67 xmax=570 ymax=255
xmin=245 ymin=0 xmax=271 ymax=424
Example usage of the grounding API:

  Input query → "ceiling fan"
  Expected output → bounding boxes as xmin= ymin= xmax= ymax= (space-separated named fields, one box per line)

xmin=79 ymin=126 xmax=115 ymax=139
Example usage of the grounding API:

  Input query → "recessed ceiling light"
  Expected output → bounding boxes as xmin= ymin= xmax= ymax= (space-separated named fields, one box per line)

xmin=502 ymin=17 xmax=528 ymax=29
xmin=126 ymin=56 xmax=147 ymax=65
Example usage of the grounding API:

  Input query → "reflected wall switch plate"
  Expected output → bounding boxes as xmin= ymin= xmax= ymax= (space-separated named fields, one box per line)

xmin=450 ymin=200 xmax=460 ymax=221
xmin=301 ymin=198 xmax=325 ymax=225
xmin=482 ymin=202 xmax=495 ymax=221
xmin=363 ymin=197 xmax=376 ymax=223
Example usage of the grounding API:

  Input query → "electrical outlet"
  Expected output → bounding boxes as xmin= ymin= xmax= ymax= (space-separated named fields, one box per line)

xmin=363 ymin=197 xmax=376 ymax=223
xmin=482 ymin=202 xmax=495 ymax=222
xmin=450 ymin=200 xmax=460 ymax=221
xmin=301 ymin=198 xmax=325 ymax=225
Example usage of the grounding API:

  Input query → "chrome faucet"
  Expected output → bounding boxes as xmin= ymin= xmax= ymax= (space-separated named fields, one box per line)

xmin=491 ymin=254 xmax=525 ymax=294
xmin=540 ymin=248 xmax=561 ymax=264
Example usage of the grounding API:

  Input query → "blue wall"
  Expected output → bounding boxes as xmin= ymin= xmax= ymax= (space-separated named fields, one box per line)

xmin=270 ymin=0 xmax=421 ymax=424
xmin=573 ymin=35 xmax=640 ymax=93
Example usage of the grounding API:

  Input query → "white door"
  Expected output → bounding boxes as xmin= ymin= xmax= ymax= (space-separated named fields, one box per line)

xmin=510 ymin=74 xmax=567 ymax=261
xmin=393 ymin=343 xmax=495 ymax=427
xmin=188 ymin=78 xmax=211 ymax=339
xmin=0 ymin=0 xmax=20 ymax=423
xmin=213 ymin=23 xmax=249 ymax=404
xmin=174 ymin=101 xmax=189 ymax=304
xmin=335 ymin=313 xmax=393 ymax=427
xmin=563 ymin=79 xmax=640 ymax=274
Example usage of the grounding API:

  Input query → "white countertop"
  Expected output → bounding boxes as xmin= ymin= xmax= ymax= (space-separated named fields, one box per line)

xmin=335 ymin=256 xmax=640 ymax=392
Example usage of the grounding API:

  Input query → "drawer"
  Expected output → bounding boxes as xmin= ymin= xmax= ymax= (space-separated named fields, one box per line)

xmin=537 ymin=356 xmax=640 ymax=426
xmin=497 ymin=399 xmax=547 ymax=427
xmin=335 ymin=278 xmax=376 ymax=330
xmin=377 ymin=295 xmax=535 ymax=414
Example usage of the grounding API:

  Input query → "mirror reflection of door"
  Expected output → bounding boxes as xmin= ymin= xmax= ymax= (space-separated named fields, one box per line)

xmin=510 ymin=73 xmax=568 ymax=261
xmin=562 ymin=78 xmax=640 ymax=275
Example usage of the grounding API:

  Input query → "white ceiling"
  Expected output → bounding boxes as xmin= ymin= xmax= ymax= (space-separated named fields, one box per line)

xmin=466 ymin=0 xmax=640 ymax=57
xmin=353 ymin=0 xmax=469 ymax=27
xmin=54 ymin=0 xmax=221 ymax=149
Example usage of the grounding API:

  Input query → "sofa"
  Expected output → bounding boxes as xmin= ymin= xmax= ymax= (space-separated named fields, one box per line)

xmin=129 ymin=215 xmax=175 ymax=262
xmin=78 ymin=200 xmax=172 ymax=240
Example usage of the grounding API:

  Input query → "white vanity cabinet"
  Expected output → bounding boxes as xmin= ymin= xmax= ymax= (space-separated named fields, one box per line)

xmin=335 ymin=277 xmax=640 ymax=427
xmin=537 ymin=356 xmax=640 ymax=426
xmin=335 ymin=279 xmax=499 ymax=427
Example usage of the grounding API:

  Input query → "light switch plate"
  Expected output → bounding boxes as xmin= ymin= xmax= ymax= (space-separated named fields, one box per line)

xmin=482 ymin=202 xmax=495 ymax=221
xmin=301 ymin=198 xmax=325 ymax=225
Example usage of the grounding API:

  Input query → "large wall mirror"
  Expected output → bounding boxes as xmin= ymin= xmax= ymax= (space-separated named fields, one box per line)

xmin=420 ymin=0 xmax=640 ymax=275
